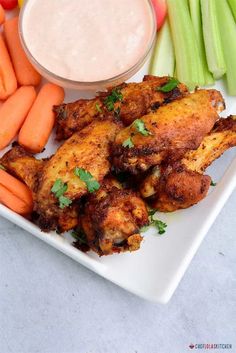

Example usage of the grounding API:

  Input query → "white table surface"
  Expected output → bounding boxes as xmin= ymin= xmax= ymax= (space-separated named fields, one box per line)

xmin=0 ymin=153 xmax=236 ymax=353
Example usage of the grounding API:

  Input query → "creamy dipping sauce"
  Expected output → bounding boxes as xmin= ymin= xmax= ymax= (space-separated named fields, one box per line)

xmin=22 ymin=0 xmax=154 ymax=82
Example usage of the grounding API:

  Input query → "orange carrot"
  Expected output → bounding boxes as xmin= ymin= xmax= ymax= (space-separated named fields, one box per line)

xmin=0 ymin=34 xmax=17 ymax=100
xmin=0 ymin=169 xmax=33 ymax=214
xmin=0 ymin=5 xmax=5 ymax=25
xmin=18 ymin=83 xmax=65 ymax=153
xmin=4 ymin=17 xmax=41 ymax=86
xmin=0 ymin=86 xmax=36 ymax=150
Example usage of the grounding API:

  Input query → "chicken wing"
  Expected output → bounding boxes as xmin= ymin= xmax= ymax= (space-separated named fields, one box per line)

xmin=112 ymin=89 xmax=225 ymax=174
xmin=80 ymin=177 xmax=149 ymax=255
xmin=54 ymin=76 xmax=189 ymax=140
xmin=35 ymin=119 xmax=121 ymax=231
xmin=140 ymin=116 xmax=236 ymax=211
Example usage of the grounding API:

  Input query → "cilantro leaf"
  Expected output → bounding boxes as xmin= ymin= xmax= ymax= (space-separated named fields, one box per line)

xmin=133 ymin=119 xmax=151 ymax=136
xmin=59 ymin=195 xmax=72 ymax=209
xmin=74 ymin=167 xmax=100 ymax=193
xmin=51 ymin=179 xmax=72 ymax=209
xmin=95 ymin=103 xmax=102 ymax=113
xmin=104 ymin=89 xmax=123 ymax=111
xmin=153 ymin=220 xmax=167 ymax=235
xmin=156 ymin=78 xmax=179 ymax=93
xmin=122 ymin=137 xmax=134 ymax=148
xmin=140 ymin=209 xmax=167 ymax=235
xmin=211 ymin=180 xmax=217 ymax=186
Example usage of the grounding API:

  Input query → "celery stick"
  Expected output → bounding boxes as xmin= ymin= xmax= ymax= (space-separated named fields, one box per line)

xmin=227 ymin=0 xmax=236 ymax=21
xmin=167 ymin=0 xmax=205 ymax=90
xmin=149 ymin=20 xmax=175 ymax=77
xmin=215 ymin=0 xmax=236 ymax=95
xmin=189 ymin=0 xmax=214 ymax=85
xmin=201 ymin=0 xmax=226 ymax=79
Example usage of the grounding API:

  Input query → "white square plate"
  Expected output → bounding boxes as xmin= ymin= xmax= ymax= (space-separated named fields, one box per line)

xmin=1 ymin=61 xmax=236 ymax=304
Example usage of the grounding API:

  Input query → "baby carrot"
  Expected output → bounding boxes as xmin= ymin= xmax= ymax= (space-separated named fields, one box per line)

xmin=0 ymin=169 xmax=33 ymax=214
xmin=18 ymin=83 xmax=65 ymax=153
xmin=0 ymin=86 xmax=36 ymax=150
xmin=4 ymin=17 xmax=41 ymax=86
xmin=0 ymin=34 xmax=17 ymax=100
xmin=0 ymin=5 xmax=5 ymax=25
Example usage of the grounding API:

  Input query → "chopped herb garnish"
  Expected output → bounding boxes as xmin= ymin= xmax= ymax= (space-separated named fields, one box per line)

xmin=74 ymin=167 xmax=100 ymax=193
xmin=122 ymin=137 xmax=134 ymax=148
xmin=59 ymin=195 xmax=72 ymax=209
xmin=71 ymin=228 xmax=87 ymax=245
xmin=51 ymin=179 xmax=72 ymax=209
xmin=133 ymin=119 xmax=151 ymax=136
xmin=114 ymin=106 xmax=121 ymax=117
xmin=211 ymin=180 xmax=217 ymax=186
xmin=104 ymin=89 xmax=123 ymax=111
xmin=141 ymin=209 xmax=167 ymax=235
xmin=95 ymin=103 xmax=102 ymax=113
xmin=0 ymin=164 xmax=6 ymax=170
xmin=156 ymin=77 xmax=179 ymax=93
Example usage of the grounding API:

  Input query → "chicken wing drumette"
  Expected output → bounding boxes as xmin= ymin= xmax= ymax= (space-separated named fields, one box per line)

xmin=80 ymin=177 xmax=149 ymax=255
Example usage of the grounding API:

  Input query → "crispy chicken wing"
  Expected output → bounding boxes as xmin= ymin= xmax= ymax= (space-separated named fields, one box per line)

xmin=80 ymin=177 xmax=149 ymax=255
xmin=35 ymin=119 xmax=121 ymax=231
xmin=112 ymin=89 xmax=225 ymax=174
xmin=0 ymin=145 xmax=43 ymax=194
xmin=54 ymin=76 xmax=188 ymax=140
xmin=140 ymin=116 xmax=236 ymax=211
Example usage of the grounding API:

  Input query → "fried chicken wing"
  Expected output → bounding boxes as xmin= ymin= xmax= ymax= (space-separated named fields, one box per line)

xmin=0 ymin=145 xmax=43 ymax=194
xmin=112 ymin=89 xmax=225 ymax=174
xmin=140 ymin=116 xmax=236 ymax=211
xmin=35 ymin=119 xmax=121 ymax=231
xmin=54 ymin=76 xmax=188 ymax=140
xmin=80 ymin=177 xmax=149 ymax=255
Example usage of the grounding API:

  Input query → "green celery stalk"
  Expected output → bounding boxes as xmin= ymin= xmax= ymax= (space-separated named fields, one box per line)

xmin=201 ymin=0 xmax=226 ymax=79
xmin=189 ymin=0 xmax=214 ymax=85
xmin=215 ymin=0 xmax=236 ymax=95
xmin=167 ymin=0 xmax=205 ymax=90
xmin=149 ymin=19 xmax=175 ymax=77
xmin=227 ymin=0 xmax=236 ymax=21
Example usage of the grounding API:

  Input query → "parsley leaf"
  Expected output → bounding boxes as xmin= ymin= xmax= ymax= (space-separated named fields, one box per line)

xmin=211 ymin=180 xmax=217 ymax=186
xmin=95 ymin=103 xmax=102 ymax=113
xmin=51 ymin=179 xmax=72 ymax=209
xmin=59 ymin=195 xmax=72 ymax=209
xmin=71 ymin=228 xmax=87 ymax=245
xmin=104 ymin=89 xmax=123 ymax=111
xmin=74 ymin=167 xmax=100 ymax=193
xmin=140 ymin=209 xmax=167 ymax=235
xmin=133 ymin=119 xmax=151 ymax=136
xmin=156 ymin=77 xmax=179 ymax=93
xmin=122 ymin=137 xmax=134 ymax=148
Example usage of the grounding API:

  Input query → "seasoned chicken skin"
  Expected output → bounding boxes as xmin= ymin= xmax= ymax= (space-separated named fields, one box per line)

xmin=140 ymin=116 xmax=236 ymax=211
xmin=54 ymin=76 xmax=188 ymax=140
xmin=35 ymin=119 xmax=121 ymax=230
xmin=112 ymin=89 xmax=225 ymax=174
xmin=81 ymin=177 xmax=149 ymax=255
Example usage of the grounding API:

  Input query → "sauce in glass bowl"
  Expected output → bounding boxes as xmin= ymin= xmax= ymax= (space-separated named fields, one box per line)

xmin=20 ymin=0 xmax=156 ymax=89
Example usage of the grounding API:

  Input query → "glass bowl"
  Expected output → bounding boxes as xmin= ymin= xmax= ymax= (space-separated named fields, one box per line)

xmin=19 ymin=0 xmax=157 ymax=91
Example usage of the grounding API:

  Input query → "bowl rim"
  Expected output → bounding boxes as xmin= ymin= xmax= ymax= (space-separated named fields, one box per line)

xmin=19 ymin=0 xmax=157 ymax=88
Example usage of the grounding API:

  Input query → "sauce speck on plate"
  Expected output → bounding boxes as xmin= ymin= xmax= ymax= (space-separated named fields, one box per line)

xmin=22 ymin=0 xmax=154 ymax=82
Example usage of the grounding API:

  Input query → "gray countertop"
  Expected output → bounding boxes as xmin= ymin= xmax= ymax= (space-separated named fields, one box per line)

xmin=0 ymin=192 xmax=235 ymax=353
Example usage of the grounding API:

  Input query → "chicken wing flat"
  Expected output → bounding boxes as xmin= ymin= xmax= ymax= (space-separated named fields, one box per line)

xmin=35 ymin=119 xmax=121 ymax=231
xmin=140 ymin=116 xmax=236 ymax=211
xmin=54 ymin=76 xmax=189 ymax=140
xmin=112 ymin=89 xmax=225 ymax=174
xmin=80 ymin=177 xmax=149 ymax=255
